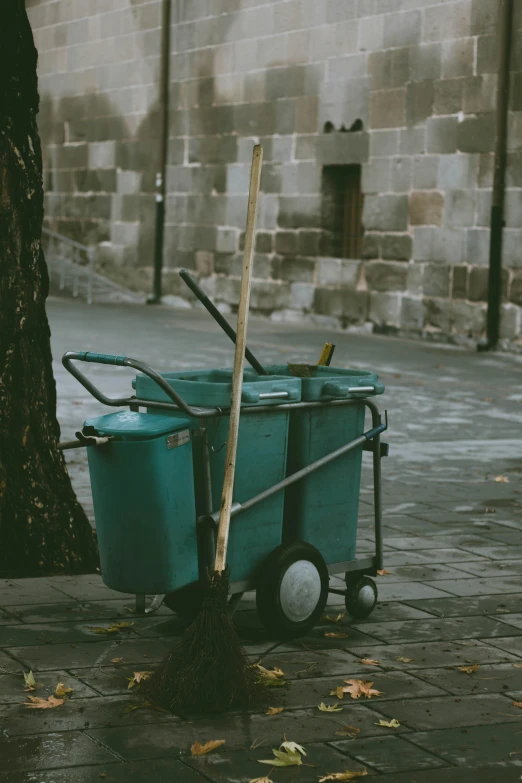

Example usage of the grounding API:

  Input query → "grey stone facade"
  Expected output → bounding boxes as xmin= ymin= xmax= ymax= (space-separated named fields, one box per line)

xmin=28 ymin=0 xmax=522 ymax=344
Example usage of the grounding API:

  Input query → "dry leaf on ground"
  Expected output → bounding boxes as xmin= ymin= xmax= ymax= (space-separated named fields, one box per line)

xmin=55 ymin=683 xmax=73 ymax=698
xmin=335 ymin=725 xmax=360 ymax=738
xmin=318 ymin=702 xmax=343 ymax=712
xmin=376 ymin=569 xmax=391 ymax=576
xmin=396 ymin=657 xmax=414 ymax=663
xmin=322 ymin=613 xmax=345 ymax=624
xmin=512 ymin=701 xmax=522 ymax=709
xmin=343 ymin=679 xmax=382 ymax=699
xmin=88 ymin=621 xmax=135 ymax=635
xmin=319 ymin=770 xmax=368 ymax=781
xmin=266 ymin=707 xmax=284 ymax=715
xmin=24 ymin=695 xmax=64 ymax=709
xmin=458 ymin=664 xmax=479 ymax=675
xmin=111 ymin=657 xmax=123 ymax=664
xmin=127 ymin=671 xmax=153 ymax=689
xmin=494 ymin=475 xmax=509 ymax=483
xmin=191 ymin=740 xmax=226 ymax=756
xmin=324 ymin=632 xmax=348 ymax=639
xmin=259 ymin=742 xmax=306 ymax=768
xmin=23 ymin=671 xmax=40 ymax=692
xmin=513 ymin=663 xmax=522 ymax=669
xmin=330 ymin=686 xmax=344 ymax=700
xmin=360 ymin=659 xmax=380 ymax=666
xmin=249 ymin=778 xmax=274 ymax=783
xmin=255 ymin=664 xmax=286 ymax=688
xmin=375 ymin=718 xmax=400 ymax=728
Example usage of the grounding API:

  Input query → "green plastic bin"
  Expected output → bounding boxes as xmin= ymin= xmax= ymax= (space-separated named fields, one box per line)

xmin=133 ymin=371 xmax=301 ymax=584
xmin=84 ymin=411 xmax=199 ymax=595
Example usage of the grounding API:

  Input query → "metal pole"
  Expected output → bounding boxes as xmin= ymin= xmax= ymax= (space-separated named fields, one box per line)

xmin=478 ymin=0 xmax=514 ymax=351
xmin=148 ymin=0 xmax=171 ymax=304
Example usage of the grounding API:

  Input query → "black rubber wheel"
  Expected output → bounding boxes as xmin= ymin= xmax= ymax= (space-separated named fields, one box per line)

xmin=256 ymin=541 xmax=329 ymax=638
xmin=344 ymin=575 xmax=378 ymax=619
xmin=163 ymin=582 xmax=202 ymax=620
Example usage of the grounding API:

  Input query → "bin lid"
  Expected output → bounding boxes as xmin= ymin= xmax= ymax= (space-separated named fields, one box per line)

xmin=84 ymin=411 xmax=190 ymax=437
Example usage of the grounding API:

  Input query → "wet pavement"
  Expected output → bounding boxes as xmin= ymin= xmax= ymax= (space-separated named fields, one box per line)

xmin=1 ymin=296 xmax=522 ymax=781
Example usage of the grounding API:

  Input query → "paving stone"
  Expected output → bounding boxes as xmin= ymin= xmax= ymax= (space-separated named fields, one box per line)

xmin=46 ymin=576 xmax=128 ymax=603
xmin=184 ymin=745 xmax=368 ymax=783
xmin=413 ymin=662 xmax=522 ymax=696
xmin=372 ymin=693 xmax=522 ymax=730
xmin=451 ymin=560 xmax=522 ymax=578
xmin=371 ymin=564 xmax=475 ymax=583
xmin=1 ymin=599 xmax=169 ymax=625
xmin=374 ymin=582 xmax=456 ymax=602
xmin=332 ymin=734 xmax=447 ymax=773
xmin=0 ymin=622 xmax=140 ymax=648
xmin=346 ymin=640 xmax=519 ymax=670
xmin=353 ymin=616 xmax=522 ymax=645
xmin=385 ymin=534 xmax=498 ymax=551
xmin=0 ymin=580 xmax=74 ymax=607
xmin=285 ymin=625 xmax=385 ymax=651
xmin=0 ymin=731 xmax=118 ymax=772
xmin=0 ymin=671 xmax=98 ymax=704
xmin=407 ymin=722 xmax=522 ymax=767
xmin=0 ymin=608 xmax=21 ymax=625
xmin=359 ymin=601 xmax=436 ymax=623
xmin=404 ymin=593 xmax=522 ymax=618
xmin=1 ymin=759 xmax=207 ymax=782
xmin=384 ymin=549 xmax=487 ymax=567
xmin=422 ymin=578 xmax=522 ymax=598
xmin=457 ymin=545 xmax=522 ymax=561
xmin=256 ymin=650 xmax=361 ymax=679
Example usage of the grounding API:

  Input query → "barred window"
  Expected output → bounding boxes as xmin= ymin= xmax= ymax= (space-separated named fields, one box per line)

xmin=321 ymin=165 xmax=364 ymax=260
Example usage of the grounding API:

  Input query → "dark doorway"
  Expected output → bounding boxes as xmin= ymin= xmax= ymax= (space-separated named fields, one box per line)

xmin=321 ymin=165 xmax=364 ymax=259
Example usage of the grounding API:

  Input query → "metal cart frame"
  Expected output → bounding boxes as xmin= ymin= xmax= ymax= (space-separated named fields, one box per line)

xmin=62 ymin=351 xmax=388 ymax=615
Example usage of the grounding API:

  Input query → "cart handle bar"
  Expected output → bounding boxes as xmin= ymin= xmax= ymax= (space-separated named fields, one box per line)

xmin=202 ymin=413 xmax=388 ymax=527
xmin=62 ymin=351 xmax=215 ymax=419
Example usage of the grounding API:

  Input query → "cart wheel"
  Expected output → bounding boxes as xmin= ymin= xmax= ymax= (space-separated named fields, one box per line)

xmin=344 ymin=575 xmax=378 ymax=619
xmin=163 ymin=582 xmax=202 ymax=621
xmin=256 ymin=541 xmax=329 ymax=638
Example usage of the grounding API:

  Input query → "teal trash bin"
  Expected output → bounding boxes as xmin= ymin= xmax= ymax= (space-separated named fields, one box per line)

xmin=132 ymin=370 xmax=302 ymax=583
xmin=84 ymin=411 xmax=198 ymax=595
xmin=263 ymin=365 xmax=385 ymax=568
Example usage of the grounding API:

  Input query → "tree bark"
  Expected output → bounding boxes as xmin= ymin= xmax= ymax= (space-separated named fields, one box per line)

xmin=0 ymin=1 xmax=98 ymax=577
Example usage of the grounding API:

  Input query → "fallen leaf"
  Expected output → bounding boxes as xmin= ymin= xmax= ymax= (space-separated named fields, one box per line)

xmin=494 ymin=475 xmax=509 ymax=483
xmin=485 ymin=507 xmax=496 ymax=514
xmin=376 ymin=569 xmax=391 ymax=576
xmin=375 ymin=718 xmax=400 ymax=728
xmin=318 ymin=702 xmax=343 ymax=712
xmin=259 ymin=741 xmax=306 ymax=768
xmin=24 ymin=695 xmax=64 ymax=709
xmin=513 ymin=663 xmax=522 ymax=669
xmin=360 ymin=659 xmax=380 ymax=666
xmin=343 ymin=679 xmax=382 ymax=699
xmin=255 ymin=664 xmax=285 ymax=680
xmin=127 ymin=671 xmax=152 ymax=689
xmin=324 ymin=632 xmax=349 ymax=639
xmin=513 ymin=701 xmax=522 ymax=709
xmin=266 ymin=706 xmax=284 ymax=715
xmin=88 ymin=621 xmax=135 ymax=635
xmin=396 ymin=657 xmax=414 ymax=663
xmin=330 ymin=686 xmax=344 ymax=700
xmin=322 ymin=613 xmax=345 ymax=624
xmin=458 ymin=664 xmax=479 ymax=675
xmin=55 ymin=683 xmax=73 ymax=698
xmin=23 ymin=671 xmax=40 ymax=692
xmin=319 ymin=771 xmax=368 ymax=782
xmin=111 ymin=657 xmax=124 ymax=664
xmin=249 ymin=778 xmax=274 ymax=783
xmin=335 ymin=725 xmax=360 ymax=738
xmin=191 ymin=740 xmax=226 ymax=756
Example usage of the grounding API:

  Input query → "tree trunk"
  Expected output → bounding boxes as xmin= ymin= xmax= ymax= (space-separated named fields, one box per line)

xmin=0 ymin=1 xmax=98 ymax=577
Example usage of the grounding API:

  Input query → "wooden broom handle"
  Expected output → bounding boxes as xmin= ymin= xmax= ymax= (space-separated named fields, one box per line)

xmin=214 ymin=145 xmax=263 ymax=573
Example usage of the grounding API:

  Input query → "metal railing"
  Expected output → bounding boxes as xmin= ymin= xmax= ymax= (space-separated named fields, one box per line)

xmin=42 ymin=227 xmax=95 ymax=304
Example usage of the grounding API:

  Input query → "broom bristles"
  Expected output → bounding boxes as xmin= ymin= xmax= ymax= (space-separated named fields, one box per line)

xmin=145 ymin=569 xmax=266 ymax=713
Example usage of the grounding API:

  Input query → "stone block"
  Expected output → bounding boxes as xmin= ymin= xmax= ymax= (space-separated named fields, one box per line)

xmin=361 ymin=159 xmax=391 ymax=193
xmin=407 ymin=262 xmax=424 ymax=295
xmin=444 ymin=190 xmax=476 ymax=227
xmin=470 ymin=0 xmax=500 ymax=36
xmin=317 ymin=257 xmax=361 ymax=287
xmin=255 ymin=232 xmax=273 ymax=254
xmin=295 ymin=136 xmax=317 ymax=161
xmin=411 ymin=43 xmax=442 ymax=82
xmin=413 ymin=156 xmax=439 ymax=189
xmin=383 ymin=10 xmax=422 ymax=49
xmin=467 ymin=228 xmax=490 ymax=265
xmin=425 ymin=297 xmax=452 ymax=330
xmin=363 ymin=194 xmax=409 ymax=231
xmin=442 ymin=37 xmax=474 ymax=78
xmin=289 ymin=282 xmax=315 ymax=310
xmin=469 ymin=265 xmax=489 ymax=300
xmin=452 ymin=265 xmax=469 ymax=298
xmin=215 ymin=275 xmax=241 ymax=305
xmin=508 ymin=112 xmax=522 ymax=152
xmin=327 ymin=54 xmax=366 ymax=82
xmin=216 ymin=227 xmax=237 ymax=254
xmin=260 ymin=164 xmax=283 ymax=195
xmin=438 ymin=154 xmax=479 ymax=189
xmin=370 ymin=89 xmax=406 ymax=129
xmin=424 ymin=3 xmax=471 ymax=42
xmin=369 ymin=292 xmax=401 ymax=328
xmin=463 ymin=74 xmax=497 ymax=114
xmin=368 ymin=48 xmax=410 ymax=90
xmin=195 ymin=250 xmax=214 ymax=277
xmin=298 ymin=230 xmax=321 ymax=256
xmin=274 ymin=256 xmax=315 ymax=283
xmin=359 ymin=14 xmax=384 ymax=51
xmin=507 ymin=153 xmax=522 ymax=187
xmin=477 ymin=34 xmax=498 ymax=74
xmin=251 ymin=280 xmax=290 ymax=311
xmin=317 ymin=132 xmax=370 ymax=165
xmin=275 ymin=231 xmax=298 ymax=255
xmin=365 ymin=260 xmax=408 ymax=292
xmin=410 ymin=191 xmax=444 ymax=226
xmin=400 ymin=128 xmax=426 ymax=155
xmin=370 ymin=130 xmax=399 ymax=157
xmin=511 ymin=272 xmax=522 ymax=305
xmin=433 ymin=78 xmax=464 ymax=115
xmin=458 ymin=114 xmax=496 ymax=153
xmin=423 ymin=263 xmax=451 ymax=297
xmin=381 ymin=233 xmax=412 ymax=261
xmin=226 ymin=164 xmax=252 ymax=194
xmin=503 ymin=230 xmax=522 ymax=268
xmin=401 ymin=296 xmax=425 ymax=330
xmin=296 ymin=96 xmax=319 ymax=134
xmin=117 ymin=170 xmax=141 ymax=195
xmin=361 ymin=233 xmax=381 ymax=259
xmin=500 ymin=303 xmax=521 ymax=338
xmin=475 ymin=189 xmax=492 ymax=225
xmin=406 ymin=81 xmax=434 ymax=126
xmin=511 ymin=72 xmax=522 ymax=112
xmin=452 ymin=300 xmax=486 ymax=336
xmin=314 ymin=287 xmax=368 ymax=322
xmin=413 ymin=226 xmax=466 ymax=263
xmin=427 ymin=117 xmax=458 ymax=154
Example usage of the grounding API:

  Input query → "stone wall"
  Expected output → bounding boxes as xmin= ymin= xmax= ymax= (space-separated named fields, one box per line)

xmin=28 ymin=0 xmax=522 ymax=344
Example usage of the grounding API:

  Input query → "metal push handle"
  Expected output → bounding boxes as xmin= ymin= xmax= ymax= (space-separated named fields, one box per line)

xmin=62 ymin=351 xmax=210 ymax=418
xmin=179 ymin=269 xmax=267 ymax=376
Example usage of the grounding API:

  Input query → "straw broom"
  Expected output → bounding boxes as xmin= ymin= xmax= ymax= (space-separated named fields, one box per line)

xmin=146 ymin=145 xmax=265 ymax=713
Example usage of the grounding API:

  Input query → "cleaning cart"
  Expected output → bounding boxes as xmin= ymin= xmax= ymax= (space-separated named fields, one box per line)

xmin=63 ymin=339 xmax=388 ymax=637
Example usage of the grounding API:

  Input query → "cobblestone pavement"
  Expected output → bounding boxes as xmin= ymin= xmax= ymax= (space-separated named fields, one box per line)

xmin=1 ymin=297 xmax=522 ymax=782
